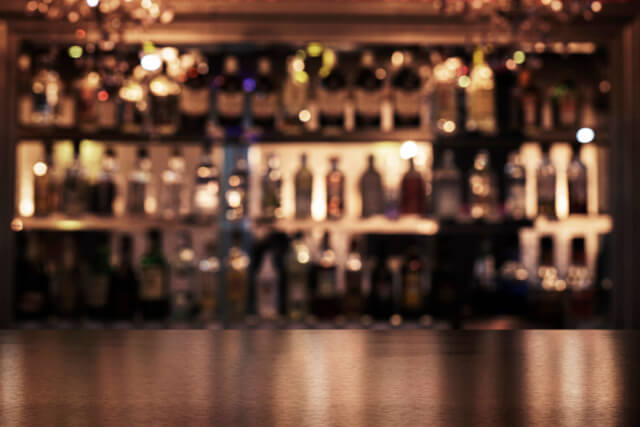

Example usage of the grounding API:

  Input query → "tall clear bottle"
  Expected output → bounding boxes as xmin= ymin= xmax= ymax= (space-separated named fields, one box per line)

xmin=30 ymin=52 xmax=63 ymax=127
xmin=33 ymin=141 xmax=61 ymax=216
xmin=504 ymin=151 xmax=527 ymax=220
xmin=256 ymin=249 xmax=280 ymax=320
xmin=171 ymin=231 xmax=196 ymax=323
xmin=295 ymin=153 xmax=313 ymax=219
xmin=62 ymin=140 xmax=89 ymax=217
xmin=354 ymin=50 xmax=384 ymax=130
xmin=225 ymin=156 xmax=248 ymax=222
xmin=281 ymin=55 xmax=309 ymax=134
xmin=226 ymin=231 xmax=249 ymax=322
xmin=433 ymin=149 xmax=462 ymax=220
xmin=400 ymin=157 xmax=426 ymax=215
xmin=432 ymin=56 xmax=460 ymax=135
xmin=466 ymin=49 xmax=496 ymax=134
xmin=192 ymin=141 xmax=220 ymax=224
xmin=360 ymin=154 xmax=384 ymax=218
xmin=179 ymin=50 xmax=210 ymax=134
xmin=261 ymin=153 xmax=283 ymax=221
xmin=468 ymin=149 xmax=497 ymax=220
xmin=197 ymin=241 xmax=220 ymax=323
xmin=567 ymin=144 xmax=588 ymax=215
xmin=160 ymin=148 xmax=186 ymax=221
xmin=537 ymin=145 xmax=557 ymax=218
xmin=127 ymin=147 xmax=151 ymax=216
xmin=326 ymin=157 xmax=345 ymax=220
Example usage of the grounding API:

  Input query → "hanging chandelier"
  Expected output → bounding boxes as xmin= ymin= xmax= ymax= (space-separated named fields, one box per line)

xmin=25 ymin=0 xmax=175 ymax=41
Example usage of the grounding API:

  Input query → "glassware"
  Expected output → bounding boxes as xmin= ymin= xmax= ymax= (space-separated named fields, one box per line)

xmin=286 ymin=232 xmax=310 ymax=322
xmin=127 ymin=147 xmax=151 ymax=216
xmin=139 ymin=230 xmax=170 ymax=321
xmin=360 ymin=154 xmax=384 ymax=218
xmin=160 ymin=148 xmax=186 ymax=221
xmin=216 ymin=55 xmax=245 ymax=130
xmin=326 ymin=157 xmax=345 ymax=220
xmin=504 ymin=151 xmax=527 ymax=220
xmin=251 ymin=57 xmax=278 ymax=132
xmin=392 ymin=51 xmax=422 ymax=129
xmin=567 ymin=144 xmax=588 ymax=215
xmin=62 ymin=140 xmax=89 ymax=217
xmin=400 ymin=157 xmax=426 ymax=215
xmin=537 ymin=146 xmax=557 ymax=218
xmin=226 ymin=231 xmax=249 ymax=321
xmin=294 ymin=153 xmax=313 ymax=219
xmin=256 ymin=249 xmax=280 ymax=320
xmin=91 ymin=147 xmax=117 ymax=216
xmin=225 ymin=156 xmax=248 ymax=222
xmin=197 ymin=241 xmax=220 ymax=323
xmin=317 ymin=53 xmax=347 ymax=131
xmin=149 ymin=63 xmax=181 ymax=135
xmin=171 ymin=231 xmax=196 ymax=323
xmin=468 ymin=149 xmax=498 ymax=220
xmin=354 ymin=50 xmax=384 ymax=130
xmin=433 ymin=149 xmax=462 ymax=220
xmin=192 ymin=142 xmax=220 ymax=224
xmin=311 ymin=231 xmax=338 ymax=319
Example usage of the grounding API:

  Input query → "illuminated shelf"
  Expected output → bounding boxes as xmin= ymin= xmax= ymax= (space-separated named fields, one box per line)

xmin=531 ymin=214 xmax=613 ymax=234
xmin=17 ymin=128 xmax=609 ymax=146
xmin=259 ymin=216 xmax=440 ymax=235
xmin=13 ymin=215 xmax=218 ymax=232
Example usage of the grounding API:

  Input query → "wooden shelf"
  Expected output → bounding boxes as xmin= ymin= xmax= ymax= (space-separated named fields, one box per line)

xmin=13 ymin=215 xmax=218 ymax=232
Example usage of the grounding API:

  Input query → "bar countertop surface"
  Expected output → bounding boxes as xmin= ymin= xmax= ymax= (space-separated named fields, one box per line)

xmin=1 ymin=330 xmax=639 ymax=426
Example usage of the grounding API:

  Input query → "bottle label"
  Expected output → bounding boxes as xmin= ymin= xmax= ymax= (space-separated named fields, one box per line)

xmin=180 ymin=86 xmax=210 ymax=116
xmin=140 ymin=267 xmax=165 ymax=300
xmin=394 ymin=90 xmax=421 ymax=118
xmin=354 ymin=89 xmax=382 ymax=117
xmin=251 ymin=93 xmax=278 ymax=119
xmin=86 ymin=275 xmax=109 ymax=308
xmin=403 ymin=272 xmax=421 ymax=309
xmin=468 ymin=89 xmax=495 ymax=131
xmin=295 ymin=187 xmax=312 ymax=218
xmin=317 ymin=270 xmax=335 ymax=298
xmin=217 ymin=91 xmax=244 ymax=117
xmin=317 ymin=87 xmax=347 ymax=117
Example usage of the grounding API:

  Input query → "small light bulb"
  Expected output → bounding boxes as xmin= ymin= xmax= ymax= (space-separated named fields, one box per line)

xmin=576 ymin=128 xmax=595 ymax=144
xmin=141 ymin=54 xmax=162 ymax=72
xmin=400 ymin=140 xmax=418 ymax=160
xmin=86 ymin=0 xmax=99 ymax=7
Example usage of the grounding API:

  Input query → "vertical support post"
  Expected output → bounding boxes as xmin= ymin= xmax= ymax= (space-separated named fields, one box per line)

xmin=611 ymin=16 xmax=640 ymax=328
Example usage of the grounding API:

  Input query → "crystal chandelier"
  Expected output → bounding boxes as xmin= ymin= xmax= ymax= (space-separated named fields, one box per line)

xmin=25 ymin=0 xmax=175 ymax=40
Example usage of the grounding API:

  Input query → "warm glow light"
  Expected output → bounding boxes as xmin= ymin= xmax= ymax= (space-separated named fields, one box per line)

xmin=391 ymin=51 xmax=404 ymax=67
xmin=19 ymin=200 xmax=34 ymax=217
xmin=298 ymin=109 xmax=311 ymax=123
xmin=577 ymin=128 xmax=595 ymax=144
xmin=513 ymin=50 xmax=526 ymax=65
xmin=32 ymin=161 xmax=47 ymax=177
xmin=591 ymin=1 xmax=602 ymax=13
xmin=11 ymin=218 xmax=23 ymax=232
xmin=141 ymin=54 xmax=162 ymax=72
xmin=160 ymin=47 xmax=178 ymax=62
xmin=458 ymin=75 xmax=471 ymax=88
xmin=307 ymin=42 xmax=323 ymax=57
xmin=442 ymin=120 xmax=456 ymax=133
xmin=400 ymin=140 xmax=418 ymax=160
xmin=68 ymin=45 xmax=83 ymax=59
xmin=86 ymin=0 xmax=99 ymax=7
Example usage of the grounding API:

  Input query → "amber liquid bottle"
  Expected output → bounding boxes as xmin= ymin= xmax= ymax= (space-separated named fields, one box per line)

xmin=326 ymin=157 xmax=345 ymax=220
xmin=400 ymin=158 xmax=426 ymax=215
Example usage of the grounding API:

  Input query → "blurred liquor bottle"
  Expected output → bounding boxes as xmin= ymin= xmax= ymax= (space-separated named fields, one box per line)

xmin=251 ymin=57 xmax=278 ymax=132
xmin=433 ymin=149 xmax=462 ymax=220
xmin=354 ymin=50 xmax=384 ymax=130
xmin=537 ymin=145 xmax=557 ymax=218
xmin=326 ymin=157 xmax=345 ymax=220
xmin=139 ymin=230 xmax=170 ymax=321
xmin=226 ymin=231 xmax=249 ymax=322
xmin=311 ymin=231 xmax=339 ymax=320
xmin=294 ymin=154 xmax=313 ymax=219
xmin=360 ymin=154 xmax=384 ymax=218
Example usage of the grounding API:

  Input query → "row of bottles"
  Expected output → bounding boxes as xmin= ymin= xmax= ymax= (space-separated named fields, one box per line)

xmin=14 ymin=228 xmax=603 ymax=325
xmin=17 ymin=44 xmax=606 ymax=136
xmin=28 ymin=140 xmax=590 ymax=221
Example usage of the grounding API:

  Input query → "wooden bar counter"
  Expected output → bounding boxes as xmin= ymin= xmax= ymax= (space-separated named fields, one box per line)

xmin=1 ymin=330 xmax=639 ymax=426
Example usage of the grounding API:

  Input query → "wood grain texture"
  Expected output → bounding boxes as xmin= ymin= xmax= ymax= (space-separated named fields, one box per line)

xmin=0 ymin=330 xmax=639 ymax=426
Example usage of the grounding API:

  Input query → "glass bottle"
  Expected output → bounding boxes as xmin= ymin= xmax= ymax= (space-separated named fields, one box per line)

xmin=127 ymin=147 xmax=151 ymax=216
xmin=433 ymin=149 xmax=462 ymax=220
xmin=367 ymin=254 xmax=394 ymax=321
xmin=281 ymin=55 xmax=309 ymax=134
xmin=216 ymin=55 xmax=245 ymax=130
xmin=466 ymin=49 xmax=496 ymax=134
xmin=360 ymin=154 xmax=384 ymax=218
xmin=55 ymin=52 xmax=76 ymax=129
xmin=226 ymin=231 xmax=249 ymax=322
xmin=326 ymin=157 xmax=345 ymax=220
xmin=473 ymin=239 xmax=496 ymax=291
xmin=62 ymin=140 xmax=89 ymax=217
xmin=33 ymin=141 xmax=60 ymax=216
xmin=91 ymin=147 xmax=117 ymax=216
xmin=17 ymin=51 xmax=33 ymax=127
xmin=400 ymin=157 xmax=426 ymax=216
xmin=160 ymin=148 xmax=186 ymax=221
xmin=311 ymin=231 xmax=338 ymax=319
xmin=392 ymin=51 xmax=422 ymax=129
xmin=74 ymin=57 xmax=101 ymax=133
xmin=401 ymin=245 xmax=424 ymax=318
xmin=553 ymin=80 xmax=579 ymax=130
xmin=519 ymin=68 xmax=540 ymax=131
xmin=30 ymin=53 xmax=63 ymax=127
xmin=432 ymin=56 xmax=460 ymax=135
xmin=109 ymin=235 xmax=139 ymax=322
xmin=343 ymin=238 xmax=364 ymax=320
xmin=149 ymin=63 xmax=181 ymax=135
xmin=119 ymin=69 xmax=146 ymax=134
xmin=317 ymin=53 xmax=348 ymax=131
xmin=286 ymin=232 xmax=310 ymax=322
xmin=96 ymin=53 xmax=121 ymax=131
xmin=192 ymin=142 xmax=220 ymax=224
xmin=537 ymin=145 xmax=557 ymax=218
xmin=541 ymin=88 xmax=555 ymax=131
xmin=261 ymin=153 xmax=283 ymax=221
xmin=468 ymin=150 xmax=497 ymax=220
xmin=538 ymin=236 xmax=561 ymax=291
xmin=567 ymin=144 xmax=588 ymax=215
xmin=504 ymin=151 xmax=527 ymax=220
xmin=354 ymin=50 xmax=384 ymax=130
xmin=295 ymin=153 xmax=313 ymax=219
xmin=251 ymin=57 xmax=278 ymax=132
xmin=256 ymin=249 xmax=280 ymax=320
xmin=139 ymin=230 xmax=170 ymax=321
xmin=566 ymin=237 xmax=592 ymax=291
xmin=55 ymin=235 xmax=81 ymax=319
xmin=171 ymin=231 xmax=196 ymax=323
xmin=197 ymin=241 xmax=220 ymax=323
xmin=225 ymin=156 xmax=248 ymax=222
xmin=179 ymin=50 xmax=211 ymax=134
xmin=85 ymin=235 xmax=111 ymax=321
xmin=15 ymin=232 xmax=50 ymax=322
